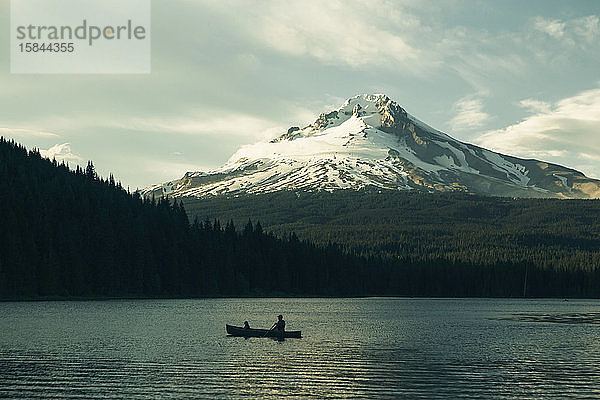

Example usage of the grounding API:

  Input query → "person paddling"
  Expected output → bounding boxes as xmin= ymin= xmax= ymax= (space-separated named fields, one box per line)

xmin=272 ymin=314 xmax=285 ymax=332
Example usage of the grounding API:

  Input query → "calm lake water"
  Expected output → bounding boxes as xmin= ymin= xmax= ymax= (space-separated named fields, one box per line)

xmin=1 ymin=298 xmax=599 ymax=399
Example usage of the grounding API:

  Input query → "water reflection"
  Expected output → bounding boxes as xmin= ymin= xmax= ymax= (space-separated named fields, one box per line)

xmin=495 ymin=312 xmax=600 ymax=324
xmin=0 ymin=298 xmax=599 ymax=399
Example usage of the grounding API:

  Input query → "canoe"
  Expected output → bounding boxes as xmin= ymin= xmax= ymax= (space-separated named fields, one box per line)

xmin=226 ymin=324 xmax=302 ymax=338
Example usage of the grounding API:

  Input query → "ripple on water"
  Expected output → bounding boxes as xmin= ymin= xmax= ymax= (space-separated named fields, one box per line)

xmin=1 ymin=298 xmax=600 ymax=399
xmin=495 ymin=312 xmax=600 ymax=324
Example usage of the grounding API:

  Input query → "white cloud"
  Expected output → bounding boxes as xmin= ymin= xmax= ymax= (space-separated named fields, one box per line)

xmin=119 ymin=112 xmax=286 ymax=142
xmin=0 ymin=127 xmax=60 ymax=138
xmin=531 ymin=15 xmax=600 ymax=46
xmin=533 ymin=17 xmax=565 ymax=39
xmin=519 ymin=99 xmax=552 ymax=114
xmin=203 ymin=0 xmax=422 ymax=70
xmin=39 ymin=143 xmax=84 ymax=163
xmin=573 ymin=15 xmax=600 ymax=43
xmin=474 ymin=87 xmax=600 ymax=178
xmin=449 ymin=95 xmax=491 ymax=131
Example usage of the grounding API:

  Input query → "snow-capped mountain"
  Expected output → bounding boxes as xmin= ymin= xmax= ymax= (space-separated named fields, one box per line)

xmin=143 ymin=94 xmax=600 ymax=199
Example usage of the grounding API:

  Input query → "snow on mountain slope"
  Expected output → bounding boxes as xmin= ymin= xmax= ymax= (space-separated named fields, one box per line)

xmin=143 ymin=94 xmax=600 ymax=199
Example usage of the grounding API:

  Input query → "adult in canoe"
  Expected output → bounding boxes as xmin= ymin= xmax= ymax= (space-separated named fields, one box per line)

xmin=271 ymin=314 xmax=285 ymax=333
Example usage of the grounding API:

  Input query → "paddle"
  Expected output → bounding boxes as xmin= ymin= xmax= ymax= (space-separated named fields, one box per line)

xmin=263 ymin=323 xmax=277 ymax=337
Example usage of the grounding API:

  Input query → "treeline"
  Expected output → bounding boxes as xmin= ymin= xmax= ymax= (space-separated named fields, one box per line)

xmin=183 ymin=190 xmax=600 ymax=271
xmin=1 ymin=137 xmax=599 ymax=299
xmin=0 ymin=138 xmax=367 ymax=298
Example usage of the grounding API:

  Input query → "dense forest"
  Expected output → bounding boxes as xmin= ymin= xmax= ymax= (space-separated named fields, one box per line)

xmin=183 ymin=190 xmax=600 ymax=271
xmin=0 ymin=138 xmax=370 ymax=299
xmin=1 ymin=137 xmax=600 ymax=299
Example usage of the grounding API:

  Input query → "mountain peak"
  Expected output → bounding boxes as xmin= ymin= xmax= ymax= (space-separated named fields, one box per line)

xmin=143 ymin=95 xmax=600 ymax=199
xmin=343 ymin=93 xmax=392 ymax=105
xmin=272 ymin=93 xmax=408 ymax=143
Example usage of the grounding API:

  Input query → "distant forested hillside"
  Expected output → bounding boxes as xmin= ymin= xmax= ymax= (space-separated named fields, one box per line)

xmin=182 ymin=190 xmax=600 ymax=271
xmin=1 ymin=137 xmax=600 ymax=299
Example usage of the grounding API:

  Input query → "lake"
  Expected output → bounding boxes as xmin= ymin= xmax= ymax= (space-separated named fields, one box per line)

xmin=1 ymin=298 xmax=599 ymax=399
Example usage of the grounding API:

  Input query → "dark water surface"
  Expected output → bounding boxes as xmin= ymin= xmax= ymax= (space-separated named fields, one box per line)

xmin=1 ymin=298 xmax=599 ymax=399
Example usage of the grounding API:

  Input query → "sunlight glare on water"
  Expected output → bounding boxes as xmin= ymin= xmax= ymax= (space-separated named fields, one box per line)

xmin=1 ymin=298 xmax=600 ymax=399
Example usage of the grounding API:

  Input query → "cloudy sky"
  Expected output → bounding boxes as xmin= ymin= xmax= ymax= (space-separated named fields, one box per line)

xmin=1 ymin=0 xmax=599 ymax=189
